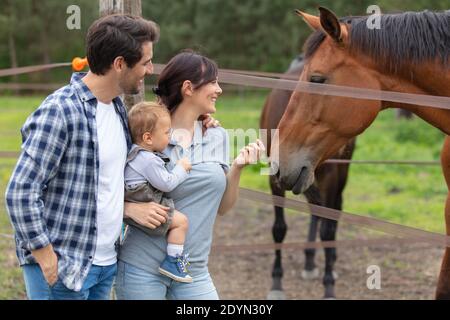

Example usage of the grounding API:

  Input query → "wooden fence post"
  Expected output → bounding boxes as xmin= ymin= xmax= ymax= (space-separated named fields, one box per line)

xmin=99 ymin=0 xmax=144 ymax=110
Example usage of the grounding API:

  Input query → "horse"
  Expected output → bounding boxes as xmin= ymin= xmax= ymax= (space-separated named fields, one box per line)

xmin=260 ymin=54 xmax=356 ymax=299
xmin=272 ymin=7 xmax=450 ymax=299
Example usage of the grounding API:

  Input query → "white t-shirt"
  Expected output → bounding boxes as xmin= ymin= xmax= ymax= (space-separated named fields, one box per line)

xmin=93 ymin=101 xmax=127 ymax=266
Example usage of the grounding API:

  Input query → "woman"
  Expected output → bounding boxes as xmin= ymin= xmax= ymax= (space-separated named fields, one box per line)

xmin=116 ymin=51 xmax=264 ymax=299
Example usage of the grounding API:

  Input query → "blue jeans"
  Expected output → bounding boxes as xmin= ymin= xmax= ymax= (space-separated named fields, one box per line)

xmin=22 ymin=263 xmax=117 ymax=300
xmin=115 ymin=260 xmax=219 ymax=300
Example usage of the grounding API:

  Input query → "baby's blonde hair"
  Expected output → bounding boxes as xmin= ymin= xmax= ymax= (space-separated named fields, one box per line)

xmin=128 ymin=101 xmax=170 ymax=144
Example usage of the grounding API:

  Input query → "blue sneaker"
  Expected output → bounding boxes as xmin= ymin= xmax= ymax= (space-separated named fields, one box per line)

xmin=158 ymin=254 xmax=193 ymax=283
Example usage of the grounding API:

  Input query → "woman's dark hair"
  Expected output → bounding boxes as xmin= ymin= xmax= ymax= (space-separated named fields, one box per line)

xmin=153 ymin=51 xmax=219 ymax=113
xmin=86 ymin=14 xmax=159 ymax=75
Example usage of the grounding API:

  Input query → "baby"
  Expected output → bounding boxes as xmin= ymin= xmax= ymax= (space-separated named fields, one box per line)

xmin=124 ymin=101 xmax=193 ymax=283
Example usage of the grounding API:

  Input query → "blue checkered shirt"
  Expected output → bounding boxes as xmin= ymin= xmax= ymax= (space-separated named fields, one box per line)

xmin=4 ymin=73 xmax=132 ymax=291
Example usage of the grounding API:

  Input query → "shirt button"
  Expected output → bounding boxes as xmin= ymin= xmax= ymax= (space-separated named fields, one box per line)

xmin=89 ymin=256 xmax=93 ymax=260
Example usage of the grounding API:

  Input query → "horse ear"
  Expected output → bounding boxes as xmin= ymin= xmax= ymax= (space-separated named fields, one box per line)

xmin=318 ymin=7 xmax=343 ymax=42
xmin=295 ymin=9 xmax=321 ymax=31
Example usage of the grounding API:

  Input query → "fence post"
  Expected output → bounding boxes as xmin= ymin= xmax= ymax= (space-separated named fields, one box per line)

xmin=99 ymin=0 xmax=144 ymax=110
xmin=98 ymin=1 xmax=144 ymax=300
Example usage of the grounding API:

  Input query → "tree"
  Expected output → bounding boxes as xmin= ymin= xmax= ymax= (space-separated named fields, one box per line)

xmin=0 ymin=0 xmax=447 ymax=84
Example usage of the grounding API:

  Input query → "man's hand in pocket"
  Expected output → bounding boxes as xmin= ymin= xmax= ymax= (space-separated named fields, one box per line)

xmin=31 ymin=244 xmax=58 ymax=286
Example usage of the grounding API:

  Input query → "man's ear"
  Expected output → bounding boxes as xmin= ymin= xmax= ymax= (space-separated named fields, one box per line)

xmin=182 ymin=80 xmax=194 ymax=97
xmin=112 ymin=56 xmax=126 ymax=72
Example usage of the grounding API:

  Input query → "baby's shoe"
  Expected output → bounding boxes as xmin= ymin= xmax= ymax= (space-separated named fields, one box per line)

xmin=158 ymin=254 xmax=193 ymax=283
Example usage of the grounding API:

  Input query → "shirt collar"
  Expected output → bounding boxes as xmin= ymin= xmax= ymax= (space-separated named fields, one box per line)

xmin=70 ymin=72 xmax=123 ymax=106
xmin=70 ymin=72 xmax=96 ymax=102
xmin=169 ymin=121 xmax=204 ymax=147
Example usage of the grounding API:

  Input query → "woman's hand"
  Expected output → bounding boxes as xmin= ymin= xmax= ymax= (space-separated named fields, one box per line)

xmin=233 ymin=139 xmax=265 ymax=169
xmin=218 ymin=139 xmax=265 ymax=216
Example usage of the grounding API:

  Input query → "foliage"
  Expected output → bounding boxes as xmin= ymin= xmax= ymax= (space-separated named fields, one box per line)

xmin=0 ymin=0 xmax=448 ymax=83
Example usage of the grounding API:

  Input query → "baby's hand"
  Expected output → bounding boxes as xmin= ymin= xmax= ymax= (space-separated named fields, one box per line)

xmin=177 ymin=157 xmax=192 ymax=172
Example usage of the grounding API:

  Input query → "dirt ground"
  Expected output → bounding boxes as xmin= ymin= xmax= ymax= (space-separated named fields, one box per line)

xmin=1 ymin=197 xmax=442 ymax=300
xmin=209 ymin=198 xmax=443 ymax=300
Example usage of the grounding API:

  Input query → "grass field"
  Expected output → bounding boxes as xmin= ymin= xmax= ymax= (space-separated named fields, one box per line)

xmin=0 ymin=91 xmax=447 ymax=299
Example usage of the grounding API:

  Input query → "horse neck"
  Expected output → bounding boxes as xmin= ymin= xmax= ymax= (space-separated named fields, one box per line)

xmin=378 ymin=62 xmax=450 ymax=135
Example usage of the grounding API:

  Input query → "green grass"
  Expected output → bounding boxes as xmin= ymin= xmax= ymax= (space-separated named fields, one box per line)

xmin=0 ymin=92 xmax=448 ymax=299
xmin=0 ymin=96 xmax=40 ymax=300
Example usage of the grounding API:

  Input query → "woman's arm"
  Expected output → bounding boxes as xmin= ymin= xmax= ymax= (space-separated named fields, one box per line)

xmin=218 ymin=140 xmax=264 ymax=215
xmin=217 ymin=162 xmax=243 ymax=215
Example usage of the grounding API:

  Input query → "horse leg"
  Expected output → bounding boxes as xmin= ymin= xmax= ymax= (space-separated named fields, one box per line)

xmin=267 ymin=176 xmax=288 ymax=300
xmin=436 ymin=136 xmax=450 ymax=299
xmin=320 ymin=214 xmax=339 ymax=299
xmin=320 ymin=171 xmax=344 ymax=299
xmin=302 ymin=185 xmax=322 ymax=280
xmin=303 ymin=215 xmax=320 ymax=279
xmin=320 ymin=172 xmax=342 ymax=299
xmin=436 ymin=199 xmax=450 ymax=299
xmin=320 ymin=141 xmax=354 ymax=299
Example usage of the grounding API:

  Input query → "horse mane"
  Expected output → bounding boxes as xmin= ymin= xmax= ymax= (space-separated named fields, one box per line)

xmin=303 ymin=11 xmax=450 ymax=72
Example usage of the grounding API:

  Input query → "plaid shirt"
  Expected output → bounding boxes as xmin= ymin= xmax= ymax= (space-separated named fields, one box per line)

xmin=4 ymin=73 xmax=132 ymax=291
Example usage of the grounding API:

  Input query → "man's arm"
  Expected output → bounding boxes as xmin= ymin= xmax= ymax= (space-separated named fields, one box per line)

xmin=123 ymin=202 xmax=170 ymax=229
xmin=5 ymin=102 xmax=68 ymax=284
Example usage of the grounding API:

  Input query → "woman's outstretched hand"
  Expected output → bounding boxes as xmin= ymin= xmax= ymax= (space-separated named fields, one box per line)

xmin=233 ymin=139 xmax=265 ymax=169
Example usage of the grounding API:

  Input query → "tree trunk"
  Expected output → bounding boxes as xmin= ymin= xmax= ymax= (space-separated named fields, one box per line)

xmin=99 ymin=0 xmax=144 ymax=110
xmin=6 ymin=0 xmax=18 ymax=93
xmin=7 ymin=27 xmax=18 ymax=78
xmin=31 ymin=0 xmax=51 ymax=83
xmin=39 ymin=17 xmax=51 ymax=83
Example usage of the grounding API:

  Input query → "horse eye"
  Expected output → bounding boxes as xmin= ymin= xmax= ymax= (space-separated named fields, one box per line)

xmin=309 ymin=75 xmax=327 ymax=83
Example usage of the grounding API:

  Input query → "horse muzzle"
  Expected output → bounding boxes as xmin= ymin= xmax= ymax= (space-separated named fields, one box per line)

xmin=279 ymin=162 xmax=315 ymax=195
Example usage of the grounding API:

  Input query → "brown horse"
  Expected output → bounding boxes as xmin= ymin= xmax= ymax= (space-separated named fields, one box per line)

xmin=272 ymin=7 xmax=450 ymax=299
xmin=260 ymin=54 xmax=355 ymax=299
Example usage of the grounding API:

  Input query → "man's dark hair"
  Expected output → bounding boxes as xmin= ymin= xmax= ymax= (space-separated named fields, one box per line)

xmin=86 ymin=14 xmax=159 ymax=75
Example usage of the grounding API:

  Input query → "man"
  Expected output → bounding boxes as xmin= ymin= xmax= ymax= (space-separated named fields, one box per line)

xmin=5 ymin=14 xmax=217 ymax=300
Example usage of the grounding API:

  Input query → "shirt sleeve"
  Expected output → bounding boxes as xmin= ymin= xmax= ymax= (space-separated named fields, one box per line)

xmin=4 ymin=102 xmax=68 ymax=252
xmin=204 ymin=127 xmax=230 ymax=173
xmin=128 ymin=152 xmax=189 ymax=193
xmin=221 ymin=129 xmax=230 ymax=174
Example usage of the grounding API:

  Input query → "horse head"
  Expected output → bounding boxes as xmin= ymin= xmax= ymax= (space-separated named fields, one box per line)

xmin=272 ymin=7 xmax=383 ymax=194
